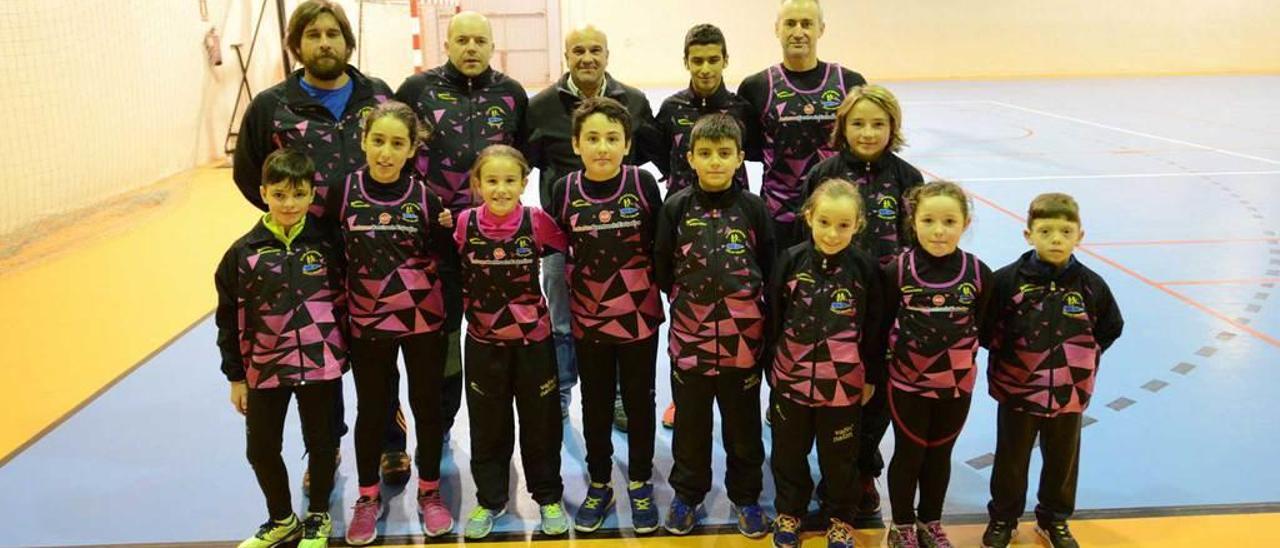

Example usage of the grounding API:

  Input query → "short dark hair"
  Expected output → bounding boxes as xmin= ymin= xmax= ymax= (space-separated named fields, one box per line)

xmin=683 ymin=23 xmax=728 ymax=58
xmin=262 ymin=148 xmax=316 ymax=189
xmin=689 ymin=113 xmax=743 ymax=150
xmin=571 ymin=96 xmax=633 ymax=142
xmin=1027 ymin=192 xmax=1081 ymax=228
xmin=285 ymin=0 xmax=357 ymax=64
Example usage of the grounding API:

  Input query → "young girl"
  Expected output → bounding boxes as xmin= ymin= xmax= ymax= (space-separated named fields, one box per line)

xmin=884 ymin=181 xmax=993 ymax=548
xmin=455 ymin=144 xmax=570 ymax=539
xmin=548 ymin=97 xmax=666 ymax=534
xmin=328 ymin=101 xmax=455 ymax=545
xmin=216 ymin=148 xmax=345 ymax=548
xmin=766 ymin=178 xmax=887 ymax=548
xmin=802 ymin=83 xmax=924 ymax=522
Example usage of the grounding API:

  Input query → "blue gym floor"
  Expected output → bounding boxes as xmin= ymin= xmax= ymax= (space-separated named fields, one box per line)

xmin=2 ymin=75 xmax=1278 ymax=546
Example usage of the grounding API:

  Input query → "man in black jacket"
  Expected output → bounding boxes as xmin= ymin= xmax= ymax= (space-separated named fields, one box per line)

xmin=524 ymin=26 xmax=663 ymax=420
xmin=395 ymin=10 xmax=529 ymax=451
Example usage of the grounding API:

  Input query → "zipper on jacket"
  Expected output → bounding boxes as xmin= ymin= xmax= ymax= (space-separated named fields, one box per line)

xmin=710 ymin=208 xmax=723 ymax=371
xmin=286 ymin=242 xmax=308 ymax=385
xmin=808 ymin=256 xmax=825 ymax=404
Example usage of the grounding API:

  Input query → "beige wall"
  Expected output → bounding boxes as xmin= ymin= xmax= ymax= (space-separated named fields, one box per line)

xmin=559 ymin=0 xmax=1280 ymax=87
xmin=2 ymin=0 xmax=1276 ymax=236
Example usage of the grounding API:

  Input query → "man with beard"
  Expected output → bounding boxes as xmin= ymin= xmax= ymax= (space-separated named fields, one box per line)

xmin=231 ymin=0 xmax=410 ymax=494
xmin=524 ymin=26 xmax=662 ymax=423
xmin=394 ymin=10 xmax=529 ymax=455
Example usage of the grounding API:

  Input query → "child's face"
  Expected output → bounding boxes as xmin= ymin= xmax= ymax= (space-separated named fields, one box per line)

xmin=572 ymin=112 xmax=631 ymax=181
xmin=1024 ymin=218 xmax=1084 ymax=267
xmin=361 ymin=116 xmax=413 ymax=183
xmin=260 ymin=179 xmax=313 ymax=229
xmin=914 ymin=195 xmax=969 ymax=257
xmin=845 ymin=99 xmax=892 ymax=161
xmin=686 ymin=137 xmax=744 ymax=192
xmin=684 ymin=43 xmax=727 ymax=96
xmin=806 ymin=195 xmax=862 ymax=255
xmin=475 ymin=156 xmax=527 ymax=217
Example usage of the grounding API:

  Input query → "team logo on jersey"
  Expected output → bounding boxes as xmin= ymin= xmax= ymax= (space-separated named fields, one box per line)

xmin=493 ymin=247 xmax=507 ymax=260
xmin=676 ymin=117 xmax=694 ymax=126
xmin=299 ymin=250 xmax=326 ymax=275
xmin=571 ymin=198 xmax=592 ymax=209
xmin=486 ymin=106 xmax=506 ymax=129
xmin=774 ymin=89 xmax=796 ymax=99
xmin=830 ymin=288 xmax=854 ymax=315
xmin=619 ymin=193 xmax=641 ymax=218
xmin=932 ymin=294 xmax=947 ymax=306
xmin=400 ymin=202 xmax=422 ymax=223
xmin=378 ymin=212 xmax=393 ymax=225
xmin=598 ymin=210 xmax=614 ymax=223
xmin=821 ymin=89 xmax=843 ymax=110
xmin=803 ymin=103 xmax=816 ymax=115
xmin=1063 ymin=291 xmax=1087 ymax=317
xmin=349 ymin=200 xmax=372 ymax=209
xmin=725 ymin=228 xmax=748 ymax=254
xmin=876 ymin=196 xmax=899 ymax=220
xmin=957 ymin=282 xmax=977 ymax=305
xmin=435 ymin=91 xmax=458 ymax=103
xmin=515 ymin=236 xmax=534 ymax=257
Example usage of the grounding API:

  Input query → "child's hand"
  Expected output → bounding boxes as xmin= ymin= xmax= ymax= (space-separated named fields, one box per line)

xmin=438 ymin=209 xmax=454 ymax=228
xmin=230 ymin=381 xmax=248 ymax=415
xmin=862 ymin=383 xmax=876 ymax=403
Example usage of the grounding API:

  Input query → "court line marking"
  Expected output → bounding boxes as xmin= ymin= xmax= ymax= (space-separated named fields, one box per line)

xmin=959 ymin=170 xmax=1280 ymax=182
xmin=1160 ymin=278 xmax=1280 ymax=286
xmin=985 ymin=100 xmax=1280 ymax=166
xmin=1086 ymin=238 xmax=1280 ymax=247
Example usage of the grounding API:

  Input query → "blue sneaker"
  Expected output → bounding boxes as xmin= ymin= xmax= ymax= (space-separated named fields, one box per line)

xmin=827 ymin=518 xmax=856 ymax=548
xmin=573 ymin=483 xmax=615 ymax=533
xmin=734 ymin=503 xmax=769 ymax=539
xmin=664 ymin=497 xmax=700 ymax=535
xmin=772 ymin=514 xmax=801 ymax=548
xmin=628 ymin=481 xmax=659 ymax=534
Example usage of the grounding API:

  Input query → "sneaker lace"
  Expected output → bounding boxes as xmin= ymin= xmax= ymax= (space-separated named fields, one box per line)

xmin=633 ymin=496 xmax=652 ymax=511
xmin=1051 ymin=522 xmax=1074 ymax=539
xmin=468 ymin=506 xmax=493 ymax=521
xmin=775 ymin=514 xmax=801 ymax=532
xmin=543 ymin=503 xmax=564 ymax=518
xmin=303 ymin=514 xmax=327 ymax=536
xmin=894 ymin=525 xmax=920 ymax=548
xmin=828 ymin=519 xmax=854 ymax=542
xmin=253 ymin=519 xmax=277 ymax=539
xmin=740 ymin=505 xmax=764 ymax=523
xmin=419 ymin=490 xmax=445 ymax=511
xmin=922 ymin=521 xmax=953 ymax=548
xmin=583 ymin=495 xmax=604 ymax=510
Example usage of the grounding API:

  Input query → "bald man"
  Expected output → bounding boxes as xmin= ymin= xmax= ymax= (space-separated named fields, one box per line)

xmin=525 ymin=26 xmax=662 ymax=420
xmin=395 ymin=11 xmax=529 ymax=446
xmin=739 ymin=0 xmax=866 ymax=251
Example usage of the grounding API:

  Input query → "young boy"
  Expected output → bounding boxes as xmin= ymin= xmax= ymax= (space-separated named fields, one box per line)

xmin=546 ymin=96 xmax=666 ymax=534
xmin=656 ymin=23 xmax=751 ymax=195
xmin=655 ymin=113 xmax=774 ymax=538
xmin=980 ymin=193 xmax=1124 ymax=548
xmin=215 ymin=148 xmax=348 ymax=548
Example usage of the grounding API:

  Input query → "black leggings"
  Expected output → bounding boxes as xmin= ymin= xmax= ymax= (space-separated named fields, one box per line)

xmin=246 ymin=381 xmax=341 ymax=519
xmin=350 ymin=332 xmax=447 ymax=488
xmin=887 ymin=387 xmax=972 ymax=525
xmin=465 ymin=336 xmax=564 ymax=508
xmin=770 ymin=395 xmax=862 ymax=523
xmin=576 ymin=335 xmax=658 ymax=483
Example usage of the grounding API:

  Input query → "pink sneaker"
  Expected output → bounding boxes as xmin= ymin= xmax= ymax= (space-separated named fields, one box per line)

xmin=419 ymin=490 xmax=455 ymax=537
xmin=344 ymin=495 xmax=383 ymax=546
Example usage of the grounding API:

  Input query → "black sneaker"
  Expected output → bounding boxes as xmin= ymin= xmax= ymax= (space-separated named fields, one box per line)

xmin=1036 ymin=521 xmax=1079 ymax=548
xmin=981 ymin=519 xmax=1015 ymax=548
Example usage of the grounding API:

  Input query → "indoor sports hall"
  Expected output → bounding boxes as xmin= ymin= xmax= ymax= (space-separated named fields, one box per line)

xmin=1 ymin=1 xmax=1277 ymax=546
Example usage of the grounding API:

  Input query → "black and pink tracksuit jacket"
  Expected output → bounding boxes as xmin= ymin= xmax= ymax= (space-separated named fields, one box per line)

xmin=982 ymin=251 xmax=1125 ymax=417
xmin=655 ymin=185 xmax=775 ymax=375
xmin=232 ymin=67 xmax=392 ymax=216
xmin=886 ymin=248 xmax=994 ymax=399
xmin=331 ymin=168 xmax=452 ymax=340
xmin=802 ymin=150 xmax=924 ymax=264
xmin=454 ymin=205 xmax=568 ymax=345
xmin=215 ymin=215 xmax=348 ymax=389
xmin=766 ymin=241 xmax=887 ymax=407
xmin=550 ymin=166 xmax=666 ymax=343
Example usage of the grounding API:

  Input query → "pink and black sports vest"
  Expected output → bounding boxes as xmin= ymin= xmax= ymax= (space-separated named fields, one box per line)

xmin=759 ymin=63 xmax=848 ymax=223
xmin=889 ymin=249 xmax=984 ymax=399
xmin=459 ymin=208 xmax=551 ymax=345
